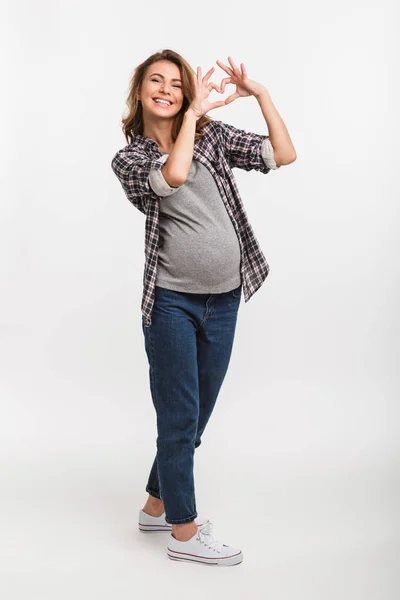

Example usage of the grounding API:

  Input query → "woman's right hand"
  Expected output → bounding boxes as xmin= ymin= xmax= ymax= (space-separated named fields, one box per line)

xmin=188 ymin=66 xmax=226 ymax=119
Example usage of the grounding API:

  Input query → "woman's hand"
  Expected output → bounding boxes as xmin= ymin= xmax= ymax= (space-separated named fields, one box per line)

xmin=188 ymin=66 xmax=226 ymax=119
xmin=216 ymin=56 xmax=266 ymax=104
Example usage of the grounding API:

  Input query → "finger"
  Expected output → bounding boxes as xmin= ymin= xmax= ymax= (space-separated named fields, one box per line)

xmin=216 ymin=59 xmax=233 ymax=76
xmin=227 ymin=56 xmax=240 ymax=75
xmin=203 ymin=66 xmax=215 ymax=85
xmin=208 ymin=81 xmax=221 ymax=93
xmin=219 ymin=77 xmax=231 ymax=93
xmin=209 ymin=100 xmax=226 ymax=110
xmin=241 ymin=63 xmax=248 ymax=78
xmin=224 ymin=91 xmax=239 ymax=105
xmin=197 ymin=66 xmax=202 ymax=84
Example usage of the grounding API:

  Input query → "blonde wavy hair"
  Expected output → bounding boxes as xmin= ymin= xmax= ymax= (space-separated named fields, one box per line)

xmin=121 ymin=49 xmax=214 ymax=145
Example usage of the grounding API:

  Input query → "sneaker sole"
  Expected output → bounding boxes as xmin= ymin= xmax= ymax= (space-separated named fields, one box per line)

xmin=167 ymin=548 xmax=243 ymax=566
xmin=138 ymin=519 xmax=207 ymax=533
xmin=138 ymin=523 xmax=172 ymax=533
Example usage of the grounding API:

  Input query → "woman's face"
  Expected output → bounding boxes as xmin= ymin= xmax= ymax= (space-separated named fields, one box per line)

xmin=138 ymin=60 xmax=184 ymax=121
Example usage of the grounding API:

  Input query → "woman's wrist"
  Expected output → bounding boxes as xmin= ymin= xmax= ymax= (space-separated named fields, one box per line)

xmin=186 ymin=107 xmax=202 ymax=121
xmin=253 ymin=85 xmax=269 ymax=99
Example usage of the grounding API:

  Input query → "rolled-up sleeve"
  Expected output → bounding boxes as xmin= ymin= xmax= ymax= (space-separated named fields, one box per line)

xmin=217 ymin=120 xmax=278 ymax=173
xmin=261 ymin=137 xmax=280 ymax=170
xmin=148 ymin=153 xmax=183 ymax=197
xmin=111 ymin=147 xmax=166 ymax=215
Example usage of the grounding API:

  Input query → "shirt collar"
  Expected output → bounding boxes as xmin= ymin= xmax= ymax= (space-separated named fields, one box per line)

xmin=129 ymin=133 xmax=160 ymax=151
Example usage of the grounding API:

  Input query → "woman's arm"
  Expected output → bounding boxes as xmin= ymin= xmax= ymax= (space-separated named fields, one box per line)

xmin=161 ymin=109 xmax=198 ymax=187
xmin=162 ymin=66 xmax=226 ymax=187
xmin=216 ymin=57 xmax=297 ymax=167
xmin=254 ymin=88 xmax=297 ymax=167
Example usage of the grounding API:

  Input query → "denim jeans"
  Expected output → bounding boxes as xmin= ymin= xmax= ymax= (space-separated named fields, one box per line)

xmin=141 ymin=283 xmax=242 ymax=524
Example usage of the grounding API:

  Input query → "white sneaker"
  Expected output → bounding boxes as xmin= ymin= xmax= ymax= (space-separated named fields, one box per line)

xmin=138 ymin=509 xmax=209 ymax=533
xmin=167 ymin=521 xmax=243 ymax=566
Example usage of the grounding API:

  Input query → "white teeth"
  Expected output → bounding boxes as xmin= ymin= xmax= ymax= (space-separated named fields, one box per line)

xmin=154 ymin=99 xmax=171 ymax=105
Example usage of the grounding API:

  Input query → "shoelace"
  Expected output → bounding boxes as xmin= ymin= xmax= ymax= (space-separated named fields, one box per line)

xmin=197 ymin=521 xmax=224 ymax=553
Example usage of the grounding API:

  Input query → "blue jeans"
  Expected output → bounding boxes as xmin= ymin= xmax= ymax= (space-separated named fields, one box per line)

xmin=141 ymin=283 xmax=242 ymax=524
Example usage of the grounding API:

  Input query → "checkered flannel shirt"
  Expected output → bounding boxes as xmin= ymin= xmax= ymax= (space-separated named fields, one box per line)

xmin=111 ymin=119 xmax=279 ymax=327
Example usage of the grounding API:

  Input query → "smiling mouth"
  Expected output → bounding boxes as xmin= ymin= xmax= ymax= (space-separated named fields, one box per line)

xmin=153 ymin=99 xmax=173 ymax=107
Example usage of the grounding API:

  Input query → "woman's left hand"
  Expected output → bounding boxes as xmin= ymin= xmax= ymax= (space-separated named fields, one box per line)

xmin=216 ymin=56 xmax=266 ymax=104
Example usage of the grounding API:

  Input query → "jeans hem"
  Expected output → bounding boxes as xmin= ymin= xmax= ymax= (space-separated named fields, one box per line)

xmin=165 ymin=512 xmax=198 ymax=525
xmin=146 ymin=486 xmax=161 ymax=500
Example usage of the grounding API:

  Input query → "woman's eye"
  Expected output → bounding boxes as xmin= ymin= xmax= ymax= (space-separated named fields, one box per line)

xmin=151 ymin=79 xmax=181 ymax=88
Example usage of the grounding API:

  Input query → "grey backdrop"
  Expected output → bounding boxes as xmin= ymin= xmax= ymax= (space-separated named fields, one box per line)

xmin=1 ymin=0 xmax=399 ymax=598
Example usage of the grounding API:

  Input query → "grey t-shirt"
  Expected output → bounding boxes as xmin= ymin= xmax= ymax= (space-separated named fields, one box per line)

xmin=148 ymin=138 xmax=278 ymax=294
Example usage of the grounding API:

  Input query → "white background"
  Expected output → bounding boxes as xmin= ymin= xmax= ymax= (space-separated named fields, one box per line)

xmin=1 ymin=0 xmax=399 ymax=597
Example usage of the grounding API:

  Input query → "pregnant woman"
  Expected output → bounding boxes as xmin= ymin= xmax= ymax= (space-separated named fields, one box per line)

xmin=111 ymin=48 xmax=296 ymax=566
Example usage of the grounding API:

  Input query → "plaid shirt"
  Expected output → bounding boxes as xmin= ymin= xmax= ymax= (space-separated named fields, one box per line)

xmin=111 ymin=119 xmax=278 ymax=327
